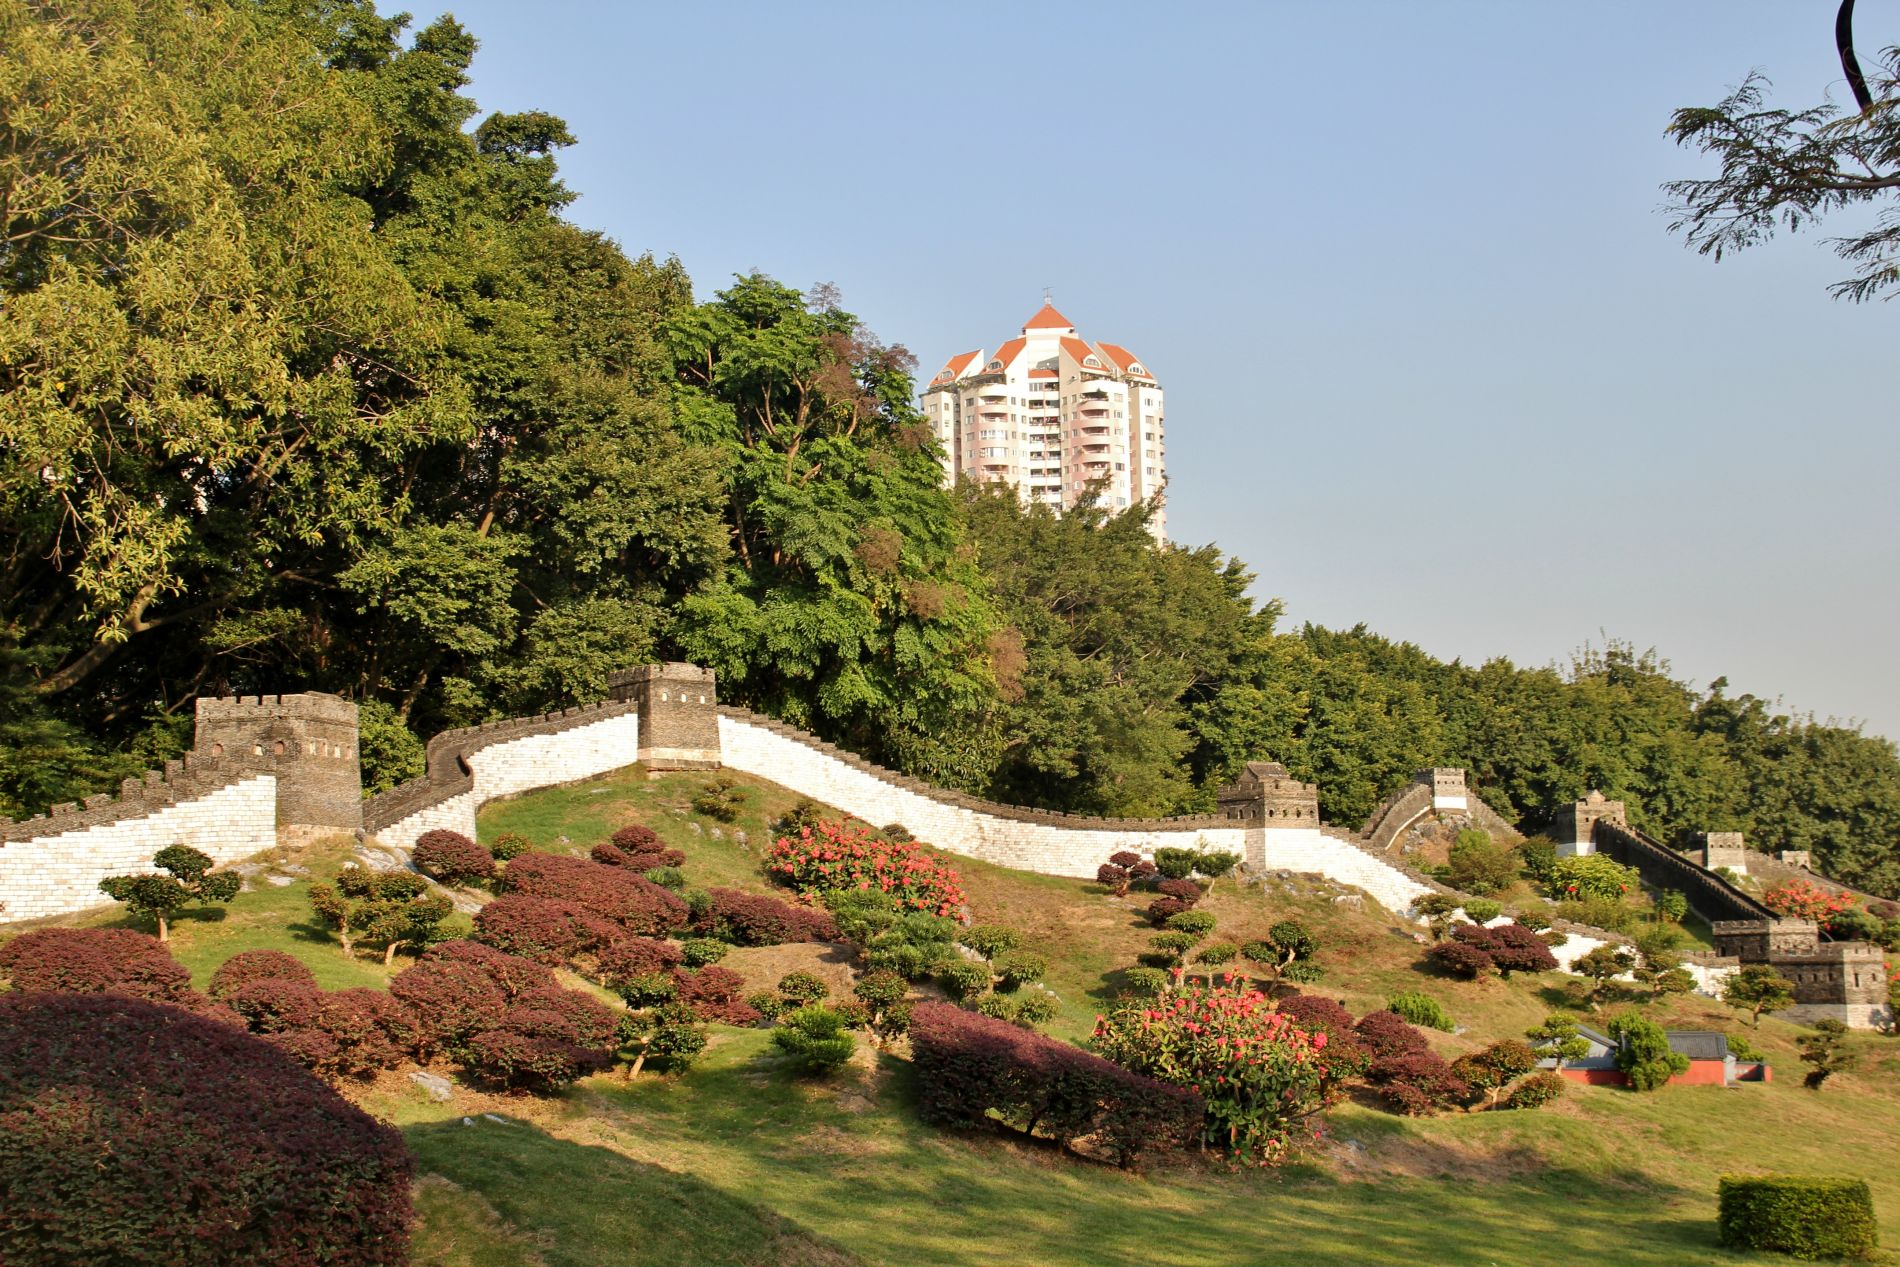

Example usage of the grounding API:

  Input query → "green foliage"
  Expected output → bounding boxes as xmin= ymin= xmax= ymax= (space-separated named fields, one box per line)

xmin=690 ymin=776 xmax=747 ymax=822
xmin=1192 ymin=850 xmax=1241 ymax=884
xmin=1151 ymin=848 xmax=1199 ymax=880
xmin=1450 ymin=1040 xmax=1540 ymax=1109
xmin=1267 ymin=919 xmax=1316 ymax=964
xmin=1724 ymin=965 xmax=1797 ymax=1027
xmin=1656 ymin=890 xmax=1688 ymax=923
xmin=771 ymin=1005 xmax=856 ymax=1075
xmin=774 ymin=799 xmax=827 ymax=835
xmin=489 ymin=832 xmax=533 ymax=862
xmin=1502 ymin=1071 xmax=1566 ymax=1110
xmin=1517 ymin=836 xmax=1558 ymax=882
xmin=1575 ymin=945 xmax=1635 ymax=1008
xmin=1144 ymin=932 xmax=1197 ymax=967
xmin=627 ymin=1001 xmax=707 ymax=1075
xmin=1725 ymin=1032 xmax=1764 ymax=1062
xmin=680 ymin=939 xmax=729 ymax=968
xmin=309 ymin=866 xmax=450 ymax=962
xmin=356 ymin=699 xmax=426 ymax=795
xmin=1386 ymin=991 xmax=1455 ymax=1032
xmin=98 ymin=845 xmax=239 ymax=940
xmin=1281 ymin=961 xmax=1326 ymax=984
xmin=823 ymin=887 xmax=958 ymax=981
xmin=957 ymin=924 xmax=1021 ymax=962
xmin=1608 ymin=1014 xmax=1689 ymax=1091
xmin=1717 ymin=1176 xmax=1879 ymax=1260
xmin=1194 ymin=942 xmax=1238 ymax=967
xmin=746 ymin=992 xmax=788 ymax=1022
xmin=1548 ymin=855 xmax=1639 ymax=902
xmin=1446 ymin=830 xmax=1516 ymax=896
xmin=1010 ymin=994 xmax=1058 ymax=1029
xmin=1165 ymin=911 xmax=1217 ymax=939
xmin=1121 ymin=967 xmax=1170 ymax=995
xmin=938 ymin=962 xmax=992 ymax=1000
xmin=1412 ymin=893 xmax=1462 ymax=940
xmin=1459 ymin=899 xmax=1502 ymax=924
xmin=1795 ymin=1020 xmax=1854 ymax=1091
xmin=1525 ymin=1015 xmax=1592 ymax=1066
xmin=775 ymin=971 xmax=829 ymax=1006
xmin=994 ymin=953 xmax=1047 ymax=992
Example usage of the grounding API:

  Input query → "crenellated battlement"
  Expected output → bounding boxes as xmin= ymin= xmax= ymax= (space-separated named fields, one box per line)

xmin=193 ymin=691 xmax=361 ymax=828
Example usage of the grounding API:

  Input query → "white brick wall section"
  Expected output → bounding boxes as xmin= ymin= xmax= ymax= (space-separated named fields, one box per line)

xmin=1258 ymin=827 xmax=1433 ymax=912
xmin=0 ymin=775 xmax=278 ymax=922
xmin=377 ymin=714 xmax=642 ymax=849
xmin=720 ymin=716 xmax=1247 ymax=878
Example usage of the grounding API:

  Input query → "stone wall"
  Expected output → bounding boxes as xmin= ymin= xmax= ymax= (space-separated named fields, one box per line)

xmin=1360 ymin=768 xmax=1522 ymax=854
xmin=363 ymin=703 xmax=639 ymax=848
xmin=0 ymin=767 xmax=278 ymax=922
xmin=1592 ymin=820 xmax=1773 ymax=925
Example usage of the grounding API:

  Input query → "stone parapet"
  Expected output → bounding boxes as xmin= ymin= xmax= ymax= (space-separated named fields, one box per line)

xmin=1593 ymin=820 xmax=1774 ymax=925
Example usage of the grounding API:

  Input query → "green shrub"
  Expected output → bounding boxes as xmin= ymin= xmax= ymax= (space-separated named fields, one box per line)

xmin=1148 ymin=932 xmax=1198 ymax=964
xmin=771 ymin=1005 xmax=856 ymax=1075
xmin=776 ymin=970 xmax=829 ymax=1006
xmin=1726 ymin=1032 xmax=1765 ymax=1062
xmin=1460 ymin=898 xmax=1502 ymax=924
xmin=1151 ymin=847 xmax=1198 ymax=880
xmin=1011 ymin=994 xmax=1057 ymax=1028
xmin=1717 ymin=1176 xmax=1878 ymax=1260
xmin=1517 ymin=836 xmax=1558 ymax=881
xmin=1515 ymin=910 xmax=1551 ymax=932
xmin=1446 ymin=830 xmax=1516 ymax=895
xmin=679 ymin=938 xmax=729 ymax=968
xmin=1386 ymin=990 xmax=1455 ymax=1032
xmin=1502 ymin=1070 xmax=1566 ymax=1110
xmin=1121 ymin=967 xmax=1170 ymax=995
xmin=1195 ymin=941 xmax=1238 ymax=967
xmin=881 ymin=822 xmax=914 ymax=843
xmin=994 ymin=953 xmax=1046 ymax=991
xmin=488 ymin=832 xmax=533 ymax=862
xmin=939 ymin=961 xmax=992 ymax=999
xmin=1165 ymin=911 xmax=1217 ymax=938
xmin=746 ymin=991 xmax=788 ymax=1021
xmin=958 ymin=924 xmax=1021 ymax=962
xmin=1549 ymin=854 xmax=1640 ymax=903
xmin=974 ymin=993 xmax=1017 ymax=1022
xmin=644 ymin=866 xmax=686 ymax=890
xmin=1282 ymin=961 xmax=1325 ymax=984
xmin=691 ymin=776 xmax=747 ymax=823
xmin=1609 ymin=1013 xmax=1688 ymax=1091
xmin=774 ymin=799 xmax=826 ymax=835
xmin=1192 ymin=850 xmax=1241 ymax=886
xmin=1412 ymin=893 xmax=1462 ymax=939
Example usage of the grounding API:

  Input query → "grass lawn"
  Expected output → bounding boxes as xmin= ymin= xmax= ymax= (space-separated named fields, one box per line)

xmin=6 ymin=761 xmax=1897 ymax=1266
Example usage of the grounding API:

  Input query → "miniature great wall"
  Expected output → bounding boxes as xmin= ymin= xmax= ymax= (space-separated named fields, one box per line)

xmin=0 ymin=663 xmax=1889 ymax=1028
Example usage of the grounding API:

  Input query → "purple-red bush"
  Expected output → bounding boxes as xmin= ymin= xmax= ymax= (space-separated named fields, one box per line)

xmin=592 ymin=841 xmax=687 ymax=871
xmin=231 ymin=982 xmax=406 ymax=1081
xmin=1276 ymin=993 xmax=1371 ymax=1097
xmin=412 ymin=830 xmax=496 ymax=885
xmin=1367 ymin=1050 xmax=1471 ymax=1115
xmin=1430 ymin=922 xmax=1558 ymax=979
xmin=909 ymin=1001 xmax=1201 ymax=1168
xmin=457 ymin=985 xmax=621 ymax=1089
xmin=389 ymin=944 xmax=529 ymax=1061
xmin=500 ymin=854 xmax=687 ymax=935
xmin=1147 ymin=898 xmax=1190 ymax=926
xmin=610 ymin=824 xmax=662 ymax=852
xmin=225 ymin=976 xmax=325 ymax=1034
xmin=209 ymin=949 xmax=316 ymax=1000
xmin=1108 ymin=851 xmax=1144 ymax=869
xmin=0 ymin=993 xmax=411 ymax=1265
xmin=1427 ymin=939 xmax=1497 ymax=979
xmin=1155 ymin=878 xmax=1202 ymax=905
xmin=696 ymin=887 xmax=838 ymax=945
xmin=593 ymin=936 xmax=685 ymax=992
xmin=0 ymin=927 xmax=195 ymax=1004
xmin=673 ymin=965 xmax=762 ymax=1025
xmin=472 ymin=895 xmax=619 ymax=965
xmin=1353 ymin=1009 xmax=1430 ymax=1058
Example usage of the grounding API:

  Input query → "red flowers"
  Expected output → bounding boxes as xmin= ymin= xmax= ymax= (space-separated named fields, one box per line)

xmin=1763 ymin=880 xmax=1855 ymax=925
xmin=766 ymin=821 xmax=965 ymax=917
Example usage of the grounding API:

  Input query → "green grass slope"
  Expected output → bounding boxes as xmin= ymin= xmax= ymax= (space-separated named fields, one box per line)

xmin=6 ymin=762 xmax=1896 ymax=1265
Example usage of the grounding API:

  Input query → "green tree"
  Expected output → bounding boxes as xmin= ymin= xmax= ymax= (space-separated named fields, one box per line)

xmin=1525 ymin=1014 xmax=1592 ymax=1068
xmin=1609 ymin=1013 xmax=1689 ymax=1091
xmin=1450 ymin=1039 xmax=1540 ymax=1110
xmin=1724 ymin=964 xmax=1797 ymax=1028
xmin=1574 ymin=945 xmax=1635 ymax=1011
xmin=1795 ymin=1019 xmax=1854 ymax=1090
xmin=1446 ymin=829 xmax=1516 ymax=895
xmin=97 ymin=844 xmax=240 ymax=941
xmin=309 ymin=865 xmax=444 ymax=960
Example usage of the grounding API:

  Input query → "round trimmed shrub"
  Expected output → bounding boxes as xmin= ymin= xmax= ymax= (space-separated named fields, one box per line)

xmin=1460 ymin=898 xmax=1502 ymax=924
xmin=1503 ymin=1070 xmax=1566 ymax=1110
xmin=957 ymin=924 xmax=1022 ymax=961
xmin=1121 ymin=966 xmax=1171 ymax=995
xmin=593 ymin=936 xmax=685 ymax=993
xmin=489 ymin=831 xmax=533 ymax=861
xmin=0 ymin=993 xmax=411 ymax=1265
xmin=1355 ymin=1009 xmax=1429 ymax=1058
xmin=1281 ymin=961 xmax=1325 ymax=984
xmin=680 ymin=938 xmax=729 ymax=967
xmin=1386 ymin=990 xmax=1455 ymax=1033
xmin=1165 ymin=910 xmax=1217 ymax=938
xmin=995 ymin=952 xmax=1047 ymax=991
xmin=611 ymin=824 xmax=662 ymax=852
xmin=673 ymin=965 xmax=760 ymax=1025
xmin=1147 ymin=897 xmax=1190 ymax=926
xmin=777 ymin=970 xmax=829 ymax=1005
xmin=939 ymin=961 xmax=992 ymax=999
xmin=412 ymin=830 xmax=495 ymax=885
xmin=209 ymin=949 xmax=317 ymax=1000
xmin=499 ymin=854 xmax=688 ymax=935
xmin=1155 ymin=877 xmax=1203 ymax=905
xmin=1011 ymin=994 xmax=1058 ymax=1028
xmin=471 ymin=895 xmax=617 ymax=965
xmin=747 ymin=991 xmax=789 ymax=1021
xmin=0 ymin=927 xmax=194 ymax=1004
xmin=771 ymin=1004 xmax=856 ymax=1074
xmin=1718 ymin=1176 xmax=1878 ymax=1260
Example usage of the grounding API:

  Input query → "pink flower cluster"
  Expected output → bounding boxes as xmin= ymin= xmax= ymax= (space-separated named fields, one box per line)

xmin=1762 ymin=879 xmax=1855 ymax=926
xmin=765 ymin=821 xmax=966 ymax=917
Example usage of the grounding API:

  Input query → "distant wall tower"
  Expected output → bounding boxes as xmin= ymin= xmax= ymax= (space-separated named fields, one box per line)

xmin=193 ymin=693 xmax=362 ymax=829
xmin=1555 ymin=790 xmax=1626 ymax=858
xmin=1217 ymin=761 xmax=1321 ymax=825
xmin=608 ymin=663 xmax=722 ymax=770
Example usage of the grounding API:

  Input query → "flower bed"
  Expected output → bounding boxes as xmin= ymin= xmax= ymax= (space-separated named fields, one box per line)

xmin=766 ymin=821 xmax=965 ymax=917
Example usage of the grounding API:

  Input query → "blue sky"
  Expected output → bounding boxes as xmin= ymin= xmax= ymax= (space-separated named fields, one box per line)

xmin=423 ymin=1 xmax=1898 ymax=742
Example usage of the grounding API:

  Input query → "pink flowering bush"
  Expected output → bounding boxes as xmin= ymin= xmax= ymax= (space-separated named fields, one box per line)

xmin=1091 ymin=971 xmax=1332 ymax=1165
xmin=766 ymin=821 xmax=965 ymax=917
xmin=1762 ymin=880 xmax=1854 ymax=925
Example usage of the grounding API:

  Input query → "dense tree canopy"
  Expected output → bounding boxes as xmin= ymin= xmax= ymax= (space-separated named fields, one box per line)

xmin=2 ymin=0 xmax=1897 ymax=897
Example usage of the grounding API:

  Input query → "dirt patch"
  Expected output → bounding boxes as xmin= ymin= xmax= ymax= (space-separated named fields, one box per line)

xmin=721 ymin=941 xmax=860 ymax=997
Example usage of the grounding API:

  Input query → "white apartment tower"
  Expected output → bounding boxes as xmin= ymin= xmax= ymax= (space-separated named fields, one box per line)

xmin=920 ymin=302 xmax=1167 ymax=538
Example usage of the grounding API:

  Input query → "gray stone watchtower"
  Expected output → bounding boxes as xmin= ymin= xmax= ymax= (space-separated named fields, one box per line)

xmin=1217 ymin=761 xmax=1320 ymax=825
xmin=192 ymin=692 xmax=363 ymax=829
xmin=608 ymin=663 xmax=722 ymax=770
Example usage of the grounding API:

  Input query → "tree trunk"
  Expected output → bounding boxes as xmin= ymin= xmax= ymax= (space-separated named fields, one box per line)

xmin=384 ymin=941 xmax=399 ymax=967
xmin=156 ymin=914 xmax=169 ymax=943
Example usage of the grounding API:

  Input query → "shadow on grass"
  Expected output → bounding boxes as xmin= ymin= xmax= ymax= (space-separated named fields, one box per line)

xmin=406 ymin=1116 xmax=859 ymax=1267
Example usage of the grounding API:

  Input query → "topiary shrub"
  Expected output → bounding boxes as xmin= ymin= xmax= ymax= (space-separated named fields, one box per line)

xmin=691 ymin=776 xmax=747 ymax=822
xmin=747 ymin=991 xmax=788 ymax=1021
xmin=208 ymin=949 xmax=316 ymax=1001
xmin=776 ymin=970 xmax=830 ymax=1006
xmin=680 ymin=938 xmax=729 ymax=968
xmin=1144 ymin=931 xmax=1199 ymax=967
xmin=1121 ymin=966 xmax=1170 ymax=995
xmin=696 ymin=887 xmax=838 ymax=945
xmin=1460 ymin=898 xmax=1502 ymax=924
xmin=1502 ymin=1070 xmax=1566 ymax=1110
xmin=1146 ymin=897 xmax=1191 ymax=926
xmin=1151 ymin=847 xmax=1198 ymax=880
xmin=1717 ymin=1176 xmax=1878 ymax=1261
xmin=499 ymin=854 xmax=688 ymax=936
xmin=957 ymin=924 xmax=1022 ymax=962
xmin=97 ymin=844 xmax=241 ymax=942
xmin=625 ymin=1002 xmax=709 ymax=1076
xmin=489 ymin=831 xmax=533 ymax=861
xmin=610 ymin=824 xmax=662 ymax=853
xmin=1011 ymin=994 xmax=1058 ymax=1028
xmin=1609 ymin=1013 xmax=1689 ymax=1091
xmin=673 ymin=965 xmax=760 ymax=1025
xmin=771 ymin=1004 xmax=857 ymax=1074
xmin=911 ymin=1001 xmax=1202 ymax=1168
xmin=1154 ymin=877 xmax=1203 ymax=905
xmin=1386 ymin=990 xmax=1455 ymax=1032
xmin=0 ymin=993 xmax=411 ymax=1266
xmin=1165 ymin=910 xmax=1217 ymax=938
xmin=471 ymin=895 xmax=618 ymax=965
xmin=0 ymin=927 xmax=197 ymax=1007
xmin=995 ymin=952 xmax=1047 ymax=991
xmin=1450 ymin=1039 xmax=1541 ymax=1110
xmin=592 ymin=841 xmax=687 ymax=872
xmin=412 ymin=830 xmax=496 ymax=885
xmin=939 ymin=960 xmax=992 ymax=999
xmin=1281 ymin=961 xmax=1325 ymax=984
xmin=1354 ymin=1009 xmax=1430 ymax=1058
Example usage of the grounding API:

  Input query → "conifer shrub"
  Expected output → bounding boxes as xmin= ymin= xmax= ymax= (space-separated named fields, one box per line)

xmin=680 ymin=938 xmax=729 ymax=967
xmin=1717 ymin=1176 xmax=1878 ymax=1260
xmin=0 ymin=927 xmax=197 ymax=1006
xmin=489 ymin=831 xmax=533 ymax=861
xmin=500 ymin=854 xmax=688 ymax=936
xmin=911 ymin=1001 xmax=1201 ymax=1168
xmin=1151 ymin=847 xmax=1199 ymax=880
xmin=1460 ymin=898 xmax=1503 ymax=924
xmin=1386 ymin=990 xmax=1455 ymax=1032
xmin=0 ymin=993 xmax=411 ymax=1266
xmin=471 ymin=895 xmax=617 ymax=965
xmin=691 ymin=776 xmax=747 ymax=822
xmin=776 ymin=970 xmax=830 ymax=1006
xmin=673 ymin=965 xmax=761 ymax=1025
xmin=1502 ymin=1070 xmax=1567 ymax=1110
xmin=771 ymin=1004 xmax=856 ymax=1074
xmin=995 ymin=952 xmax=1047 ymax=991
xmin=696 ymin=887 xmax=838 ymax=945
xmin=208 ymin=949 xmax=317 ymax=1000
xmin=1610 ymin=1013 xmax=1689 ymax=1090
xmin=939 ymin=961 xmax=992 ymax=999
xmin=412 ymin=830 xmax=495 ymax=885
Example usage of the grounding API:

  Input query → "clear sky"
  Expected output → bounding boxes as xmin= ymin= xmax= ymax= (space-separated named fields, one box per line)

xmin=421 ymin=1 xmax=1898 ymax=742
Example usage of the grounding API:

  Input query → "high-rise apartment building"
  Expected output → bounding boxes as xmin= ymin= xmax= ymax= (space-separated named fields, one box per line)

xmin=920 ymin=302 xmax=1166 ymax=538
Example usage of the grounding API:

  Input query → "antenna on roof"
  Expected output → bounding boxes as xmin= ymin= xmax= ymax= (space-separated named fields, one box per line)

xmin=1042 ymin=286 xmax=1053 ymax=305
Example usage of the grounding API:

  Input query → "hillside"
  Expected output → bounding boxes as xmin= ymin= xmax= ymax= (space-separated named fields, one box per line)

xmin=8 ymin=762 xmax=1896 ymax=1265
